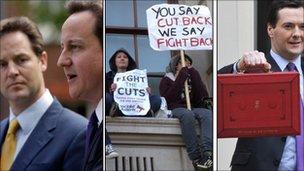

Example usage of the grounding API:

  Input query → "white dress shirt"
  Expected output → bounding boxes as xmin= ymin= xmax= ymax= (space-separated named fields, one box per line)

xmin=95 ymin=99 xmax=103 ymax=126
xmin=9 ymin=89 xmax=53 ymax=160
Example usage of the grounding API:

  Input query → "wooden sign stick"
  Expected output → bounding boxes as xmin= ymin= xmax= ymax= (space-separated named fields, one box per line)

xmin=180 ymin=50 xmax=191 ymax=110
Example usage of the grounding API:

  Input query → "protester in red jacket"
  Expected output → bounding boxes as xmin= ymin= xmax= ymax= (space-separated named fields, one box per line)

xmin=159 ymin=54 xmax=213 ymax=170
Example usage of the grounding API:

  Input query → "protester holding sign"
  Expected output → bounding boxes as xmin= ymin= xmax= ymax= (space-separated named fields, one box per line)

xmin=105 ymin=48 xmax=161 ymax=117
xmin=159 ymin=54 xmax=213 ymax=170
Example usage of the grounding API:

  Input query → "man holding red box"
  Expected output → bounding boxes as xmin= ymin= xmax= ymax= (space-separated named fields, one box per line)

xmin=219 ymin=0 xmax=304 ymax=170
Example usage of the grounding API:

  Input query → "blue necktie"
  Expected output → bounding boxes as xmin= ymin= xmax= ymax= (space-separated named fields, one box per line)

xmin=85 ymin=111 xmax=98 ymax=158
xmin=285 ymin=62 xmax=304 ymax=170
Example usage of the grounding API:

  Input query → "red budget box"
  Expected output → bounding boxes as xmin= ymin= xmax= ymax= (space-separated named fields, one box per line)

xmin=217 ymin=72 xmax=300 ymax=138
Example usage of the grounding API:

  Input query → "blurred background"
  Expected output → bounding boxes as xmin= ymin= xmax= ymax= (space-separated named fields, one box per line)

xmin=0 ymin=0 xmax=89 ymax=120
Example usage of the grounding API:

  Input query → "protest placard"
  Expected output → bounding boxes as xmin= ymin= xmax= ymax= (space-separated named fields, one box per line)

xmin=113 ymin=69 xmax=151 ymax=116
xmin=146 ymin=4 xmax=212 ymax=51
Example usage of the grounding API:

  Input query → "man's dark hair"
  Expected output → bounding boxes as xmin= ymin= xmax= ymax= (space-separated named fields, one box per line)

xmin=267 ymin=0 xmax=304 ymax=27
xmin=0 ymin=16 xmax=45 ymax=57
xmin=66 ymin=0 xmax=103 ymax=46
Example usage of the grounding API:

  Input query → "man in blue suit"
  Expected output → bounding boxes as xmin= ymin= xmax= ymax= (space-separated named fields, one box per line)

xmin=0 ymin=17 xmax=87 ymax=171
xmin=57 ymin=1 xmax=103 ymax=170
xmin=219 ymin=0 xmax=303 ymax=170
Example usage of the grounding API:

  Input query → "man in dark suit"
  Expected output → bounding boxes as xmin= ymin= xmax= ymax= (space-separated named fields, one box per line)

xmin=0 ymin=17 xmax=87 ymax=171
xmin=57 ymin=1 xmax=103 ymax=170
xmin=219 ymin=0 xmax=304 ymax=170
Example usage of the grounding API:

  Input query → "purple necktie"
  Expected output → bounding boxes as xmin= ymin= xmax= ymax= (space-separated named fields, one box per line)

xmin=285 ymin=62 xmax=297 ymax=72
xmin=286 ymin=62 xmax=304 ymax=170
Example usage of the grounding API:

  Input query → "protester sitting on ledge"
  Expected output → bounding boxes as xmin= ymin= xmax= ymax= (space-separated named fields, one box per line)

xmin=105 ymin=48 xmax=161 ymax=117
xmin=159 ymin=54 xmax=213 ymax=170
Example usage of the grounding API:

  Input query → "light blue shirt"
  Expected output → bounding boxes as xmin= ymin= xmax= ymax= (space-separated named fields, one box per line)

xmin=271 ymin=50 xmax=302 ymax=171
xmin=9 ymin=89 xmax=53 ymax=160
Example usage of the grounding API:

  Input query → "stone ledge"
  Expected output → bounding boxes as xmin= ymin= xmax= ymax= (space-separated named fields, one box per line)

xmin=106 ymin=116 xmax=182 ymax=135
xmin=106 ymin=116 xmax=184 ymax=145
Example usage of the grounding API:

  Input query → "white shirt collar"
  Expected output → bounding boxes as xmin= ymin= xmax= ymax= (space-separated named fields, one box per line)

xmin=95 ymin=99 xmax=102 ymax=125
xmin=9 ymin=89 xmax=54 ymax=134
xmin=270 ymin=50 xmax=302 ymax=73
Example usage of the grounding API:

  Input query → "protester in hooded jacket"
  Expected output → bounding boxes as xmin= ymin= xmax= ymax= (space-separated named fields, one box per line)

xmin=105 ymin=48 xmax=161 ymax=117
xmin=159 ymin=54 xmax=213 ymax=170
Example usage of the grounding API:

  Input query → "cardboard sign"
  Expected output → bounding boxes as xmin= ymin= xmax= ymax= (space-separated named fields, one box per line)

xmin=146 ymin=4 xmax=212 ymax=51
xmin=114 ymin=69 xmax=151 ymax=116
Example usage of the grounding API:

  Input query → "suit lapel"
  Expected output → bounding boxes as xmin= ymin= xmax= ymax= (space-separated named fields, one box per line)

xmin=0 ymin=118 xmax=9 ymax=152
xmin=266 ymin=55 xmax=282 ymax=72
xmin=10 ymin=100 xmax=62 ymax=170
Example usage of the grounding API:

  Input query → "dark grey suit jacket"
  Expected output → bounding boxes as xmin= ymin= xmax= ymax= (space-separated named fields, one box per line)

xmin=0 ymin=99 xmax=88 ymax=171
xmin=218 ymin=55 xmax=304 ymax=171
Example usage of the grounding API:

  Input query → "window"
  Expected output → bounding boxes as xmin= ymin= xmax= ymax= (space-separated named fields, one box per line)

xmin=105 ymin=0 xmax=174 ymax=74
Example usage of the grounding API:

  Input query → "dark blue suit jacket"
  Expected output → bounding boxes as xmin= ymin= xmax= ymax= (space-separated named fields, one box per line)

xmin=0 ymin=99 xmax=88 ymax=171
xmin=218 ymin=55 xmax=304 ymax=171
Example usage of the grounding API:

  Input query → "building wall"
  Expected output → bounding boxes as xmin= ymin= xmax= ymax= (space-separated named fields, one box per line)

xmin=218 ymin=1 xmax=256 ymax=68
